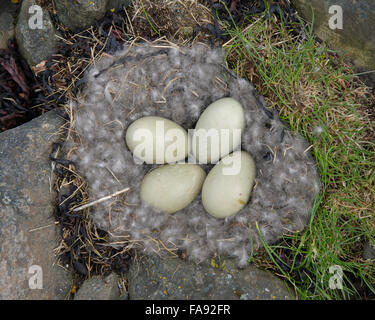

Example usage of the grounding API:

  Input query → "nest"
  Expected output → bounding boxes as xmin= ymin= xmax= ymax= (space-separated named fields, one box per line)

xmin=67 ymin=40 xmax=320 ymax=266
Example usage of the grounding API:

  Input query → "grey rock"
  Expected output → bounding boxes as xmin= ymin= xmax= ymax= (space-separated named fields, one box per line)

xmin=0 ymin=111 xmax=72 ymax=299
xmin=0 ymin=2 xmax=19 ymax=49
xmin=15 ymin=0 xmax=59 ymax=67
xmin=119 ymin=291 xmax=129 ymax=300
xmin=291 ymin=0 xmax=375 ymax=85
xmin=55 ymin=0 xmax=108 ymax=33
xmin=107 ymin=0 xmax=132 ymax=11
xmin=74 ymin=273 xmax=120 ymax=300
xmin=127 ymin=255 xmax=292 ymax=300
xmin=363 ymin=241 xmax=375 ymax=261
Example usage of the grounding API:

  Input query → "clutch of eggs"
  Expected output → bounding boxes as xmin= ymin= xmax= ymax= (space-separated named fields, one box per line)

xmin=125 ymin=98 xmax=256 ymax=218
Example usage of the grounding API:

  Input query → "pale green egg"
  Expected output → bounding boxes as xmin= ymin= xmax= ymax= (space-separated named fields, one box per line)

xmin=125 ymin=116 xmax=188 ymax=164
xmin=140 ymin=164 xmax=206 ymax=214
xmin=191 ymin=97 xmax=246 ymax=164
xmin=202 ymin=151 xmax=256 ymax=219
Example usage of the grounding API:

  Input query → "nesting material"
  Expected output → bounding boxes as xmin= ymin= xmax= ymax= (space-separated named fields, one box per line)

xmin=70 ymin=42 xmax=320 ymax=266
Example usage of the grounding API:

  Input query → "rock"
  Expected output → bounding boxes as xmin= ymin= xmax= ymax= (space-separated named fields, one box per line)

xmin=127 ymin=255 xmax=292 ymax=300
xmin=15 ymin=0 xmax=59 ymax=67
xmin=55 ymin=0 xmax=109 ymax=33
xmin=290 ymin=0 xmax=375 ymax=86
xmin=107 ymin=0 xmax=132 ymax=11
xmin=0 ymin=111 xmax=72 ymax=299
xmin=0 ymin=2 xmax=19 ymax=49
xmin=74 ymin=273 xmax=120 ymax=300
xmin=363 ymin=241 xmax=375 ymax=261
xmin=119 ymin=291 xmax=129 ymax=300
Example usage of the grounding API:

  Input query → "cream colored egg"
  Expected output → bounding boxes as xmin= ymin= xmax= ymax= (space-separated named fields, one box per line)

xmin=140 ymin=164 xmax=206 ymax=214
xmin=125 ymin=116 xmax=188 ymax=164
xmin=202 ymin=151 xmax=256 ymax=219
xmin=192 ymin=97 xmax=246 ymax=164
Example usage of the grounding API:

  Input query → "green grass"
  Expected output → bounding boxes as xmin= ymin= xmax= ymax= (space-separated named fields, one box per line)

xmin=139 ymin=0 xmax=161 ymax=37
xmin=223 ymin=14 xmax=375 ymax=299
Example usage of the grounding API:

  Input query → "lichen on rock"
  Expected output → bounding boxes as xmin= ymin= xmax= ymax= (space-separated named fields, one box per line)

xmin=0 ymin=111 xmax=71 ymax=299
xmin=55 ymin=0 xmax=109 ymax=33
xmin=15 ymin=0 xmax=60 ymax=67
xmin=290 ymin=0 xmax=375 ymax=85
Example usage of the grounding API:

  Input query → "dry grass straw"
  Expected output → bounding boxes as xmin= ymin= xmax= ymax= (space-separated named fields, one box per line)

xmin=130 ymin=0 xmax=214 ymax=44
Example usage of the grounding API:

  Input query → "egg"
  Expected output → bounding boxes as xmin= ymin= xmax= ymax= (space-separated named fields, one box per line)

xmin=202 ymin=151 xmax=256 ymax=219
xmin=125 ymin=116 xmax=188 ymax=164
xmin=191 ymin=97 xmax=246 ymax=164
xmin=140 ymin=164 xmax=206 ymax=214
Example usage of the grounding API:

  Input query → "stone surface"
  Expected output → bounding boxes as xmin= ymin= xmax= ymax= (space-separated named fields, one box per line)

xmin=74 ymin=273 xmax=120 ymax=300
xmin=127 ymin=255 xmax=292 ymax=300
xmin=0 ymin=2 xmax=19 ymax=49
xmin=55 ymin=0 xmax=108 ymax=33
xmin=15 ymin=0 xmax=59 ymax=67
xmin=107 ymin=0 xmax=132 ymax=11
xmin=0 ymin=111 xmax=71 ymax=299
xmin=291 ymin=0 xmax=375 ymax=85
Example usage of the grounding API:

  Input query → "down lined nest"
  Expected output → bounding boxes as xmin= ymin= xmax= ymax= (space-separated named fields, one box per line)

xmin=67 ymin=40 xmax=320 ymax=266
